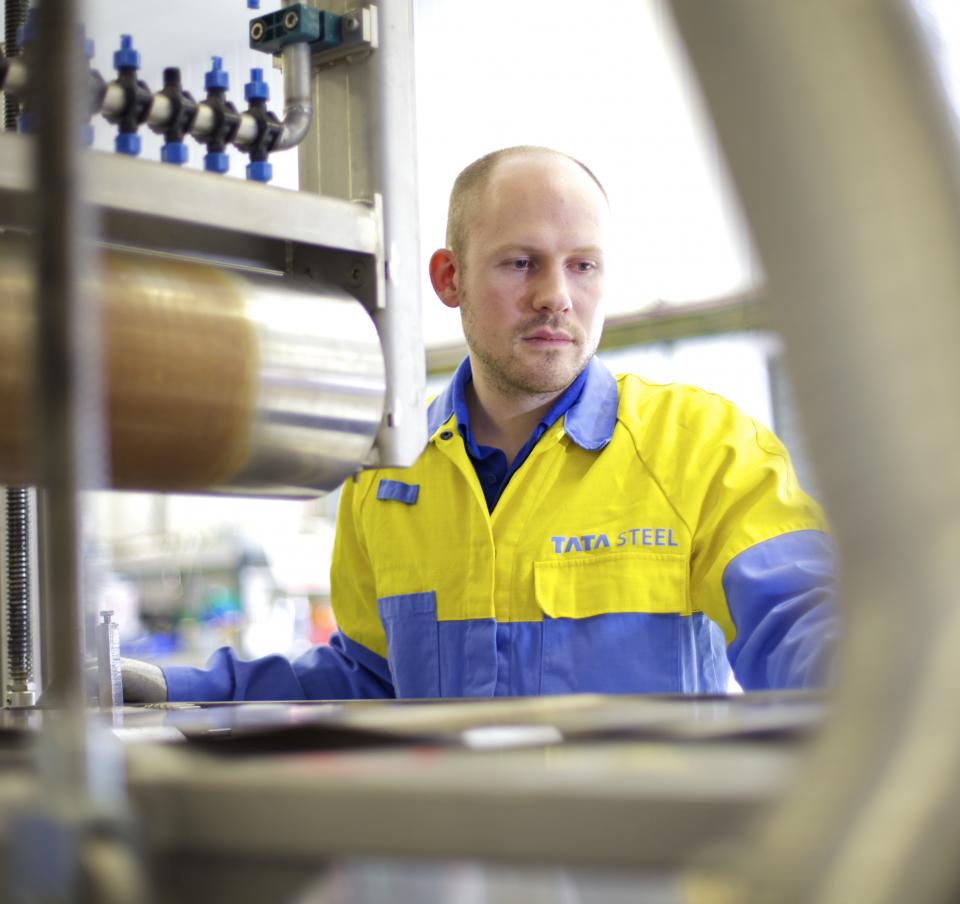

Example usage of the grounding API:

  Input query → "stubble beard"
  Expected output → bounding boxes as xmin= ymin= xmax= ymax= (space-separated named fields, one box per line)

xmin=463 ymin=308 xmax=595 ymax=400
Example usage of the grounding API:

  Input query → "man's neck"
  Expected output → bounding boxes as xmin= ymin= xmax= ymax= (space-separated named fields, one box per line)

xmin=466 ymin=371 xmax=562 ymax=467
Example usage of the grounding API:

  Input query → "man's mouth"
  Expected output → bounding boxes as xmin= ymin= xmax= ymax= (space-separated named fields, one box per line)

xmin=522 ymin=329 xmax=574 ymax=344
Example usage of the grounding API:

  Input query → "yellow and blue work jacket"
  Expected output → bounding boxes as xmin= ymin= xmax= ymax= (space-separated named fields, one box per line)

xmin=164 ymin=357 xmax=837 ymax=701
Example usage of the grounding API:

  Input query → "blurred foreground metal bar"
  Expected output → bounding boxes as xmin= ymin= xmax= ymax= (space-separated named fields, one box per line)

xmin=670 ymin=1 xmax=960 ymax=902
xmin=11 ymin=4 xmax=147 ymax=901
xmin=3 ymin=0 xmax=36 ymax=712
xmin=32 ymin=0 xmax=98 ymax=718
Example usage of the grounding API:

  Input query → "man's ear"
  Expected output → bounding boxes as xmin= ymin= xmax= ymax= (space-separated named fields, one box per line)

xmin=429 ymin=249 xmax=461 ymax=309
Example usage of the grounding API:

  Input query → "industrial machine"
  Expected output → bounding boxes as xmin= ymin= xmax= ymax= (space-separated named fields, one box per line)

xmin=2 ymin=0 xmax=960 ymax=902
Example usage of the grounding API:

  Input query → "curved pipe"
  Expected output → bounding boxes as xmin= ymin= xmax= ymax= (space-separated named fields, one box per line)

xmin=272 ymin=40 xmax=312 ymax=152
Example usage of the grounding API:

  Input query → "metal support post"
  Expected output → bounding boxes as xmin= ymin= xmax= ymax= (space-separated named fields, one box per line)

xmin=2 ymin=0 xmax=38 ymax=712
xmin=6 ymin=0 xmax=145 ymax=901
xmin=297 ymin=0 xmax=426 ymax=469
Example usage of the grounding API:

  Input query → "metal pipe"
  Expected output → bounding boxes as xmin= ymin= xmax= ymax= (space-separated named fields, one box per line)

xmin=103 ymin=84 xmax=269 ymax=150
xmin=8 ymin=42 xmax=311 ymax=157
xmin=273 ymin=40 xmax=312 ymax=151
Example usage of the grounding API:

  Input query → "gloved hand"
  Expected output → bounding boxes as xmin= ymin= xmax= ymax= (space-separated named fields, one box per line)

xmin=120 ymin=657 xmax=168 ymax=703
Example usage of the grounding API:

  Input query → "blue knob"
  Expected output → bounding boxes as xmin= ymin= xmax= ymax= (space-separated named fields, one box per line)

xmin=248 ymin=0 xmax=261 ymax=7
xmin=205 ymin=56 xmax=230 ymax=92
xmin=78 ymin=25 xmax=95 ymax=60
xmin=246 ymin=160 xmax=273 ymax=183
xmin=113 ymin=34 xmax=140 ymax=71
xmin=245 ymin=68 xmax=270 ymax=102
xmin=161 ymin=142 xmax=189 ymax=166
xmin=204 ymin=151 xmax=230 ymax=174
xmin=115 ymin=132 xmax=141 ymax=156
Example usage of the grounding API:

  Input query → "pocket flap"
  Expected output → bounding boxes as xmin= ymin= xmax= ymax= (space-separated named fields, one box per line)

xmin=534 ymin=551 xmax=688 ymax=619
xmin=376 ymin=479 xmax=420 ymax=505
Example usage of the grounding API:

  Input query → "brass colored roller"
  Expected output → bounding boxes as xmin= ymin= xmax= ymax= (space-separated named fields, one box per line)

xmin=0 ymin=238 xmax=385 ymax=495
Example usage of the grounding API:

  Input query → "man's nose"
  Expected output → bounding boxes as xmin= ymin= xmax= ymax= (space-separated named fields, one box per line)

xmin=533 ymin=264 xmax=572 ymax=313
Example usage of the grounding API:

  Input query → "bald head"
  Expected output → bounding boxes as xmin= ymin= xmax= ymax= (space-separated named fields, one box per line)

xmin=445 ymin=146 xmax=608 ymax=264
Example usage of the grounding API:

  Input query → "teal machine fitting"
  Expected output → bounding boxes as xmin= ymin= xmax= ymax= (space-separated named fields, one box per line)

xmin=248 ymin=4 xmax=341 ymax=54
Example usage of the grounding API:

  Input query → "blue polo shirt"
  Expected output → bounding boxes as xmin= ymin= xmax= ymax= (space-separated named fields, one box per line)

xmin=449 ymin=357 xmax=589 ymax=511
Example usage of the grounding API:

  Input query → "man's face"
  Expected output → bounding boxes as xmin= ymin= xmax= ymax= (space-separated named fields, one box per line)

xmin=454 ymin=155 xmax=608 ymax=399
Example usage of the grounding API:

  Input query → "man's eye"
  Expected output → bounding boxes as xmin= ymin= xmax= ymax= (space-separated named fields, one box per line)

xmin=575 ymin=261 xmax=597 ymax=272
xmin=511 ymin=259 xmax=532 ymax=271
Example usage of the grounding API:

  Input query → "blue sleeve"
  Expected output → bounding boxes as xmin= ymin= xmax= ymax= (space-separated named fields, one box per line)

xmin=162 ymin=630 xmax=396 ymax=702
xmin=723 ymin=529 xmax=838 ymax=690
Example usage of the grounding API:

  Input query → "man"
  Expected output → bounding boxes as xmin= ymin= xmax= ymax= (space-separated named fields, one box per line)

xmin=126 ymin=146 xmax=836 ymax=702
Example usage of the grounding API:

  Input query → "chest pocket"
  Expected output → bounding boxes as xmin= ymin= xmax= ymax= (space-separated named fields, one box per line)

xmin=534 ymin=551 xmax=688 ymax=618
xmin=534 ymin=551 xmax=690 ymax=694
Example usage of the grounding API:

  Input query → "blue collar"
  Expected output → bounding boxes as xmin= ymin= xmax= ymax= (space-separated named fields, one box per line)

xmin=427 ymin=356 xmax=618 ymax=451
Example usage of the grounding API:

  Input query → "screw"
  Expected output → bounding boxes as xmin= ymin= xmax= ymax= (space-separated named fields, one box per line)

xmin=250 ymin=20 xmax=265 ymax=41
xmin=283 ymin=10 xmax=299 ymax=30
xmin=344 ymin=15 xmax=360 ymax=32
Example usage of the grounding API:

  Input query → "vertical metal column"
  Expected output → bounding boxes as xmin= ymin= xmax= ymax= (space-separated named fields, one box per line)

xmin=298 ymin=0 xmax=426 ymax=469
xmin=3 ymin=0 xmax=37 ymax=711
xmin=32 ymin=0 xmax=98 ymax=717
xmin=367 ymin=0 xmax=425 ymax=467
xmin=6 ymin=3 xmax=144 ymax=899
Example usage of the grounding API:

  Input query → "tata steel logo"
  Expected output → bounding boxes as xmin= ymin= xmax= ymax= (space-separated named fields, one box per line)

xmin=550 ymin=528 xmax=680 ymax=555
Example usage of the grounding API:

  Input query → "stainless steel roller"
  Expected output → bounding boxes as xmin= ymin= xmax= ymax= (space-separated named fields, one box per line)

xmin=0 ymin=238 xmax=385 ymax=495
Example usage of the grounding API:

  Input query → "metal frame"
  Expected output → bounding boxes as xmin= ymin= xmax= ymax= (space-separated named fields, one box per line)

xmin=297 ymin=0 xmax=425 ymax=468
xmin=0 ymin=130 xmax=381 ymax=302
